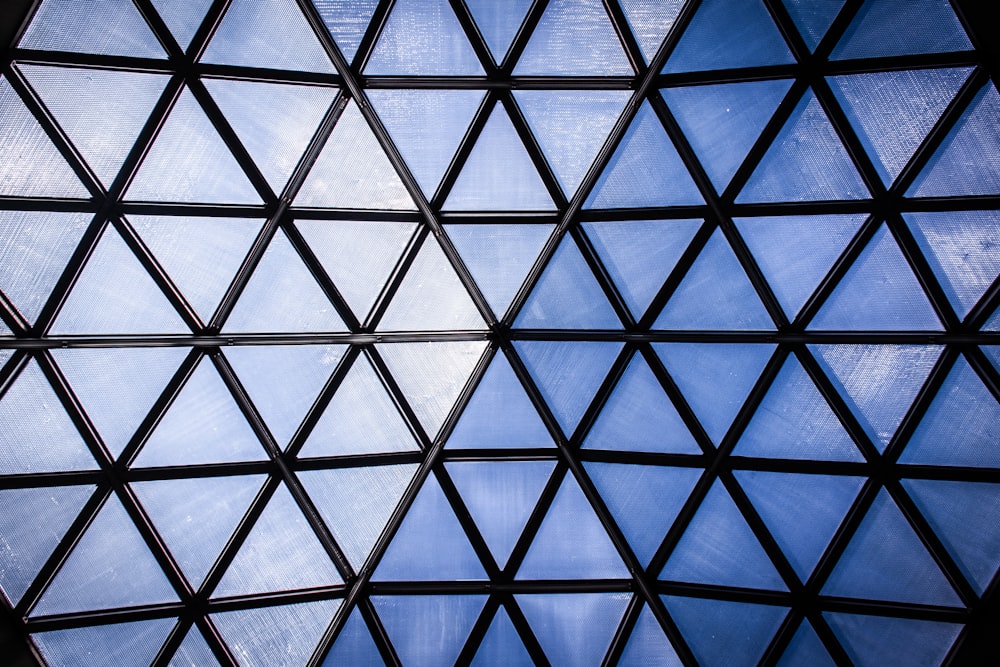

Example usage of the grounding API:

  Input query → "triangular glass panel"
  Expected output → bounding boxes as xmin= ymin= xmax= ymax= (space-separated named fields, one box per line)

xmin=444 ymin=105 xmax=554 ymax=212
xmin=299 ymin=356 xmax=419 ymax=457
xmin=902 ymin=479 xmax=1000 ymax=594
xmin=446 ymin=460 xmax=555 ymax=566
xmin=129 ymin=215 xmax=262 ymax=322
xmin=985 ymin=345 xmax=1000 ymax=368
xmin=368 ymin=89 xmax=484 ymax=198
xmin=514 ymin=340 xmax=623 ymax=435
xmin=586 ymin=462 xmax=701 ymax=566
xmin=212 ymin=600 xmax=341 ymax=666
xmin=583 ymin=219 xmax=701 ymax=319
xmin=53 ymin=346 xmax=187 ymax=459
xmin=224 ymin=228 xmax=347 ymax=333
xmin=465 ymin=0 xmax=532 ymax=63
xmin=515 ymin=593 xmax=630 ymax=664
xmin=619 ymin=0 xmax=686 ymax=64
xmin=379 ymin=236 xmax=484 ymax=331
xmin=471 ymin=606 xmax=533 ymax=666
xmin=899 ymin=356 xmax=1000 ymax=466
xmin=619 ymin=604 xmax=683 ymax=666
xmin=736 ymin=470 xmax=864 ymax=579
xmin=583 ymin=354 xmax=700 ymax=454
xmin=517 ymin=475 xmax=628 ymax=579
xmin=365 ymin=0 xmax=484 ymax=75
xmin=133 ymin=357 xmax=266 ymax=467
xmin=778 ymin=621 xmax=836 ymax=667
xmin=299 ymin=463 xmax=418 ymax=569
xmin=987 ymin=310 xmax=1000 ymax=332
xmin=734 ymin=355 xmax=862 ymax=461
xmin=374 ymin=475 xmax=486 ymax=581
xmin=0 ymin=210 xmax=89 ymax=324
xmin=663 ymin=79 xmax=793 ymax=192
xmin=585 ymin=102 xmax=703 ymax=208
xmin=297 ymin=219 xmax=416 ymax=322
xmin=0 ymin=484 xmax=94 ymax=604
xmin=19 ymin=0 xmax=166 ymax=57
xmin=0 ymin=361 xmax=95 ymax=474
xmin=905 ymin=211 xmax=1000 ymax=319
xmin=296 ymin=101 xmax=415 ymax=209
xmin=739 ymin=90 xmax=868 ymax=202
xmin=823 ymin=490 xmax=960 ymax=605
xmin=132 ymin=475 xmax=264 ymax=589
xmin=373 ymin=595 xmax=486 ymax=667
xmin=313 ymin=0 xmax=379 ymax=63
xmin=653 ymin=227 xmax=774 ymax=330
xmin=824 ymin=612 xmax=962 ymax=667
xmin=654 ymin=342 xmax=775 ymax=445
xmin=225 ymin=344 xmax=345 ymax=447
xmin=829 ymin=68 xmax=971 ymax=186
xmin=170 ymin=626 xmax=219 ymax=667
xmin=0 ymin=77 xmax=89 ymax=198
xmin=323 ymin=607 xmax=384 ymax=666
xmin=811 ymin=224 xmax=941 ymax=330
xmin=662 ymin=0 xmax=794 ymax=73
xmin=201 ymin=0 xmax=334 ymax=72
xmin=735 ymin=214 xmax=865 ymax=319
xmin=810 ymin=344 xmax=940 ymax=452
xmin=515 ymin=236 xmax=621 ymax=329
xmin=377 ymin=341 xmax=487 ymax=439
xmin=831 ymin=0 xmax=972 ymax=59
xmin=151 ymin=0 xmax=213 ymax=50
xmin=660 ymin=481 xmax=787 ymax=590
xmin=34 ymin=495 xmax=177 ymax=614
xmin=909 ymin=83 xmax=1000 ymax=197
xmin=214 ymin=484 xmax=342 ymax=596
xmin=34 ymin=619 xmax=176 ymax=667
xmin=126 ymin=88 xmax=260 ymax=204
xmin=21 ymin=65 xmax=168 ymax=187
xmin=446 ymin=352 xmax=553 ymax=449
xmin=51 ymin=225 xmax=188 ymax=335
xmin=204 ymin=78 xmax=336 ymax=192
xmin=662 ymin=596 xmax=787 ymax=667
xmin=514 ymin=0 xmax=632 ymax=75
xmin=515 ymin=90 xmax=631 ymax=196
xmin=781 ymin=0 xmax=845 ymax=51
xmin=446 ymin=223 xmax=553 ymax=318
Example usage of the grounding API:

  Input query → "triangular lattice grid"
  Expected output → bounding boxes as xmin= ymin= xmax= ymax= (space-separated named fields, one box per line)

xmin=1 ymin=0 xmax=998 ymax=664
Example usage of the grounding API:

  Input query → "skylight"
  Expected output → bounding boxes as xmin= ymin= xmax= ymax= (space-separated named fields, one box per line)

xmin=0 ymin=0 xmax=998 ymax=665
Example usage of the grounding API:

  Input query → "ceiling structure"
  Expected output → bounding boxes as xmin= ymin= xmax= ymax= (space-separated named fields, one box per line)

xmin=1 ymin=0 xmax=999 ymax=665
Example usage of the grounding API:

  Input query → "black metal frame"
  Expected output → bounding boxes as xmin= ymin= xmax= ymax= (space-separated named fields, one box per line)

xmin=1 ymin=0 xmax=998 ymax=664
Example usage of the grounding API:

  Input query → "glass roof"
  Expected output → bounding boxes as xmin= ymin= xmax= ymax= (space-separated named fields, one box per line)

xmin=0 ymin=0 xmax=998 ymax=664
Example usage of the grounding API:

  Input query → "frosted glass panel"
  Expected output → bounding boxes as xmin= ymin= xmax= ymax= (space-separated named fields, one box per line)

xmin=35 ymin=619 xmax=175 ymax=667
xmin=516 ymin=593 xmax=630 ymax=664
xmin=20 ymin=0 xmax=166 ymax=58
xmin=201 ymin=0 xmax=335 ymax=73
xmin=365 ymin=0 xmax=484 ymax=75
xmin=214 ymin=485 xmax=342 ymax=596
xmin=0 ymin=361 xmax=95 ymax=474
xmin=0 ymin=210 xmax=89 ymax=324
xmin=374 ymin=595 xmax=486 ymax=667
xmin=21 ymin=65 xmax=168 ymax=187
xmin=663 ymin=0 xmax=793 ymax=73
xmin=0 ymin=78 xmax=89 ymax=198
xmin=300 ymin=463 xmax=417 ymax=569
xmin=34 ymin=496 xmax=177 ymax=614
xmin=126 ymin=89 xmax=260 ymax=204
xmin=515 ymin=0 xmax=632 ymax=75
xmin=0 ymin=485 xmax=94 ymax=604
xmin=213 ymin=600 xmax=341 ymax=667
